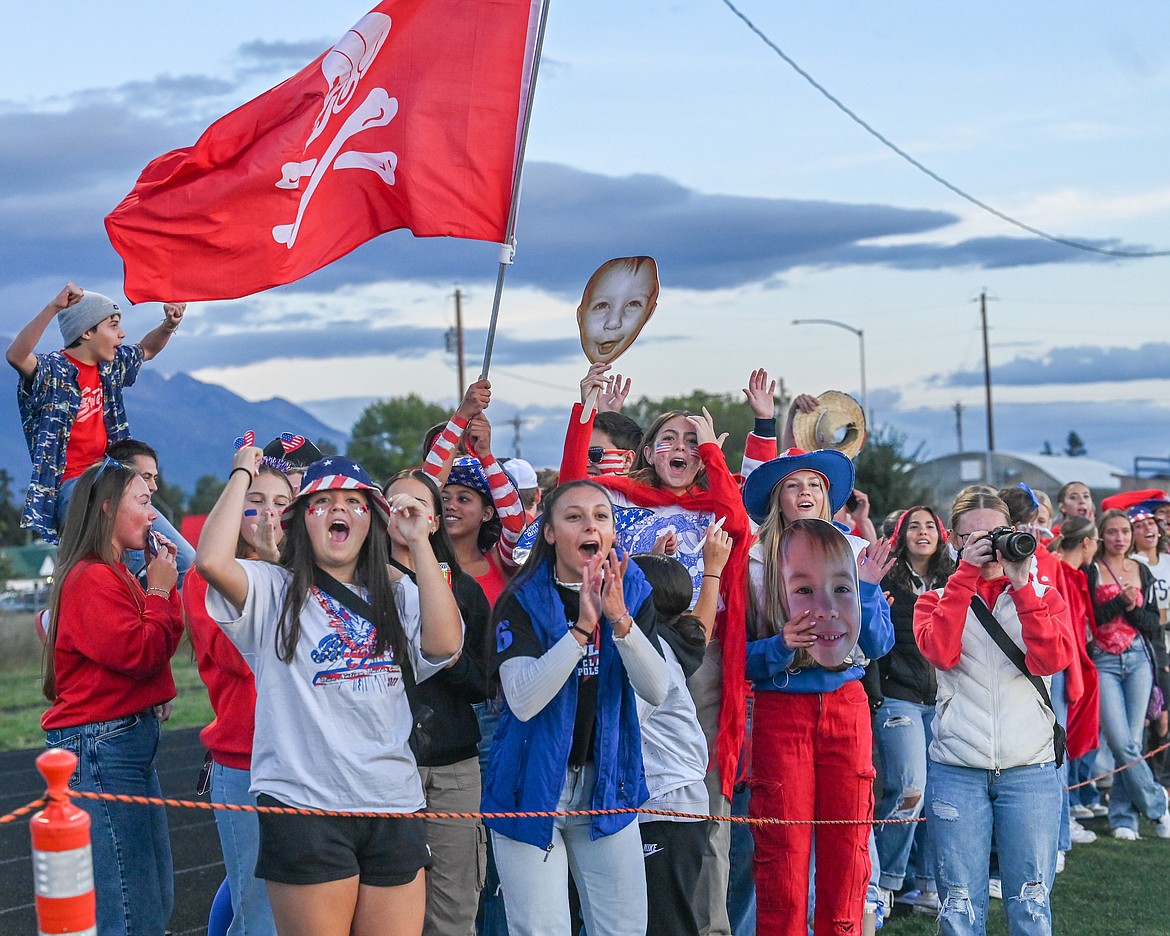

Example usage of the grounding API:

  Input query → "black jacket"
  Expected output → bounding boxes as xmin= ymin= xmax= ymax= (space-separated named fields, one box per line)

xmin=1084 ymin=560 xmax=1160 ymax=645
xmin=876 ymin=577 xmax=937 ymax=705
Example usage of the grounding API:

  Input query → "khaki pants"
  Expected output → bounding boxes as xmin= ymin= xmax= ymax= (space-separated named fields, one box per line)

xmin=419 ymin=757 xmax=487 ymax=936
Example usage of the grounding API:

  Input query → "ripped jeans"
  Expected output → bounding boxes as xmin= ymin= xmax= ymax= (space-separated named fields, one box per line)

xmin=926 ymin=760 xmax=1061 ymax=936
xmin=873 ymin=698 xmax=935 ymax=892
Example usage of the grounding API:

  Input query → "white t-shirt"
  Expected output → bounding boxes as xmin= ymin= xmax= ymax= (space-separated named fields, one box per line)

xmin=205 ymin=560 xmax=455 ymax=813
xmin=636 ymin=642 xmax=709 ymax=823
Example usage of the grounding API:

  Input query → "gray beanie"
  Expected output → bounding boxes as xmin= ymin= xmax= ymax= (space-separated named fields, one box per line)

xmin=58 ymin=292 xmax=121 ymax=347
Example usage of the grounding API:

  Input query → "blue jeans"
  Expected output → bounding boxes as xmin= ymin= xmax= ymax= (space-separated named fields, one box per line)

xmin=1067 ymin=754 xmax=1101 ymax=807
xmin=927 ymin=761 xmax=1060 ymax=936
xmin=874 ymin=698 xmax=935 ymax=891
xmin=46 ymin=712 xmax=174 ymax=936
xmin=474 ymin=700 xmax=508 ymax=936
xmin=211 ymin=762 xmax=276 ymax=936
xmin=492 ymin=764 xmax=647 ymax=936
xmin=727 ymin=781 xmax=756 ymax=936
xmin=1049 ymin=672 xmax=1071 ymax=852
xmin=1093 ymin=642 xmax=1167 ymax=831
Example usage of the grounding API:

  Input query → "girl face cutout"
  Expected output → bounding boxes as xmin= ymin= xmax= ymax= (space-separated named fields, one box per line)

xmin=779 ymin=519 xmax=861 ymax=669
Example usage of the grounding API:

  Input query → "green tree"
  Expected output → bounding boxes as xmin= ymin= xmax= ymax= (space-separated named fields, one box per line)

xmin=624 ymin=389 xmax=757 ymax=471
xmin=188 ymin=474 xmax=228 ymax=516
xmin=852 ymin=426 xmax=930 ymax=523
xmin=153 ymin=474 xmax=187 ymax=524
xmin=0 ymin=470 xmax=25 ymax=547
xmin=315 ymin=438 xmax=339 ymax=457
xmin=347 ymin=395 xmax=451 ymax=483
xmin=1065 ymin=431 xmax=1087 ymax=457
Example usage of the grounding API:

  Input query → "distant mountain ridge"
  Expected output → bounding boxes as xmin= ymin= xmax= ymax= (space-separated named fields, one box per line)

xmin=1 ymin=370 xmax=348 ymax=496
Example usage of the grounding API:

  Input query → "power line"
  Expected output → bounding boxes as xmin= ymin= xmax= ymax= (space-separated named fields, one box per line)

xmin=718 ymin=0 xmax=1170 ymax=259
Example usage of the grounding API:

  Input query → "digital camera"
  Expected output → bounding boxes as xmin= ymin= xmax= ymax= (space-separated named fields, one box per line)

xmin=988 ymin=525 xmax=1037 ymax=562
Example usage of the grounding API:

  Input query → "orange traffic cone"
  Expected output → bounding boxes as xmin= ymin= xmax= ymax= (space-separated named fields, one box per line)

xmin=30 ymin=748 xmax=96 ymax=935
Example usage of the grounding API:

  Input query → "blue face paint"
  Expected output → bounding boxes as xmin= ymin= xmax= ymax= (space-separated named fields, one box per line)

xmin=244 ymin=509 xmax=259 ymax=517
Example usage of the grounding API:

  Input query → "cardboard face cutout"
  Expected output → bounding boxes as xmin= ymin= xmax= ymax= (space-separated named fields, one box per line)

xmin=778 ymin=519 xmax=862 ymax=669
xmin=577 ymin=256 xmax=660 ymax=364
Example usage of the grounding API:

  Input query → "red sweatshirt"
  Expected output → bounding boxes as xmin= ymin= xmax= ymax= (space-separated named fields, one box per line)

xmin=914 ymin=561 xmax=1074 ymax=677
xmin=42 ymin=561 xmax=183 ymax=730
xmin=183 ymin=568 xmax=256 ymax=770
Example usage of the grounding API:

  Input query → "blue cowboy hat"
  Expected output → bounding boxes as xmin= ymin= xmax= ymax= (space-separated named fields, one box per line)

xmin=741 ymin=447 xmax=855 ymax=525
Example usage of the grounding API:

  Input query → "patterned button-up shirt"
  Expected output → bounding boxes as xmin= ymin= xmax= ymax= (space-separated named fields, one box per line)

xmin=17 ymin=345 xmax=144 ymax=542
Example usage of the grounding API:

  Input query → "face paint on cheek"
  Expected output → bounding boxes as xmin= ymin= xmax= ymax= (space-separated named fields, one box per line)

xmin=351 ymin=507 xmax=367 ymax=517
xmin=310 ymin=507 xmax=327 ymax=517
xmin=654 ymin=440 xmax=672 ymax=454
xmin=243 ymin=509 xmax=259 ymax=517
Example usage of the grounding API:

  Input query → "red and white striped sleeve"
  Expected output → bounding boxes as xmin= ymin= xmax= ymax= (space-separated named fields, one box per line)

xmin=423 ymin=414 xmax=469 ymax=482
xmin=480 ymin=451 xmax=527 ymax=570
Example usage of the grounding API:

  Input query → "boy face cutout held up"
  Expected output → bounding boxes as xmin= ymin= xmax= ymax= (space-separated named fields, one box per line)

xmin=576 ymin=256 xmax=659 ymax=364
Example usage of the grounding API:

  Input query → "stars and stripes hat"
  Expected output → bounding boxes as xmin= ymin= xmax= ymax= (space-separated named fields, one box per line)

xmin=281 ymin=457 xmax=392 ymax=529
xmin=446 ymin=457 xmax=492 ymax=498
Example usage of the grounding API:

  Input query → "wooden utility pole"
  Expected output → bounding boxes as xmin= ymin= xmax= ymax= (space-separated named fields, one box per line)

xmin=954 ymin=401 xmax=964 ymax=453
xmin=980 ymin=290 xmax=994 ymax=452
xmin=453 ymin=288 xmax=466 ymax=399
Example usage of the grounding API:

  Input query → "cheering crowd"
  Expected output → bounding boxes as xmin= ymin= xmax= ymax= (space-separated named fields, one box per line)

xmin=14 ymin=284 xmax=1170 ymax=936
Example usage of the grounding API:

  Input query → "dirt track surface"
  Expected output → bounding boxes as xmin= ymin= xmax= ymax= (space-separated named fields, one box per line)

xmin=0 ymin=727 xmax=220 ymax=935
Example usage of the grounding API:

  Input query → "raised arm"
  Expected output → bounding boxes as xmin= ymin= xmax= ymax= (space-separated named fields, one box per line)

xmin=465 ymin=415 xmax=527 ymax=570
xmin=195 ymin=447 xmax=260 ymax=610
xmin=139 ymin=303 xmax=186 ymax=360
xmin=423 ymin=378 xmax=490 ymax=483
xmin=387 ymin=492 xmax=463 ymax=659
xmin=6 ymin=283 xmax=82 ymax=379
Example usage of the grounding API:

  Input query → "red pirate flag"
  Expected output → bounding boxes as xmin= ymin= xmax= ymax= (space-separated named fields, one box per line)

xmin=106 ymin=0 xmax=539 ymax=302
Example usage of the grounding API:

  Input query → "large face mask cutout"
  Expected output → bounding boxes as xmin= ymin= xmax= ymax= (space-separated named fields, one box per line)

xmin=576 ymin=256 xmax=660 ymax=365
xmin=778 ymin=519 xmax=862 ymax=670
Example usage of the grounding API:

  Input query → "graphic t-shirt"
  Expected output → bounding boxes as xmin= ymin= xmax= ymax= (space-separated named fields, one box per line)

xmin=492 ymin=583 xmax=655 ymax=766
xmin=205 ymin=561 xmax=458 ymax=813
xmin=62 ymin=354 xmax=106 ymax=480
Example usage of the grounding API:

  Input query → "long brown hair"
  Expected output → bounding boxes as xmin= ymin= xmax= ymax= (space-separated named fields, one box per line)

xmin=43 ymin=459 xmax=141 ymax=700
xmin=627 ymin=411 xmax=709 ymax=490
xmin=275 ymin=495 xmax=406 ymax=664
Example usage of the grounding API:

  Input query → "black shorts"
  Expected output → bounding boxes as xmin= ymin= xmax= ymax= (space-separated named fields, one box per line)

xmin=255 ymin=794 xmax=432 ymax=886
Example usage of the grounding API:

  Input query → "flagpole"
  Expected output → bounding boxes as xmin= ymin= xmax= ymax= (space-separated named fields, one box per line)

xmin=479 ymin=0 xmax=552 ymax=379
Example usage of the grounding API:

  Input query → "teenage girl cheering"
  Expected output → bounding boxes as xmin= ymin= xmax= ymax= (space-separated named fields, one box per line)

xmin=197 ymin=449 xmax=463 ymax=936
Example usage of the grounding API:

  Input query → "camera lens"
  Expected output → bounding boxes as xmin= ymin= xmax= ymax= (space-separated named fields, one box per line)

xmin=989 ymin=526 xmax=1037 ymax=562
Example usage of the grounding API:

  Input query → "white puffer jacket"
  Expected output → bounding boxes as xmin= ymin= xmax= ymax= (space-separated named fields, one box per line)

xmin=928 ymin=584 xmax=1058 ymax=771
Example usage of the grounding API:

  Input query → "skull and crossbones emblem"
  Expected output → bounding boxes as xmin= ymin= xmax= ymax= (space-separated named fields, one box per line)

xmin=273 ymin=12 xmax=399 ymax=248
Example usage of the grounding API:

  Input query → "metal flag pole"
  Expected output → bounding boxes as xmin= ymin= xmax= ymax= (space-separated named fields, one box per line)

xmin=479 ymin=0 xmax=553 ymax=379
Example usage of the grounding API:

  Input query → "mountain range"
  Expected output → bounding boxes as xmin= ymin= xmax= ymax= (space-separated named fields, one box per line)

xmin=1 ymin=370 xmax=349 ymax=497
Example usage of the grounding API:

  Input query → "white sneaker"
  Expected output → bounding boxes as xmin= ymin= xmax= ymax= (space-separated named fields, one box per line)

xmin=1070 ymin=822 xmax=1098 ymax=844
xmin=1155 ymin=787 xmax=1170 ymax=839
xmin=1070 ymin=804 xmax=1094 ymax=819
xmin=988 ymin=877 xmax=1002 ymax=900
xmin=1089 ymin=802 xmax=1109 ymax=817
xmin=1055 ymin=851 xmax=1066 ymax=874
xmin=913 ymin=890 xmax=941 ymax=915
xmin=1113 ymin=827 xmax=1140 ymax=841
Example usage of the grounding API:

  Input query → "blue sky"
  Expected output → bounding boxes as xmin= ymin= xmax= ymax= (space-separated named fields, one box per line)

xmin=2 ymin=1 xmax=1169 ymax=476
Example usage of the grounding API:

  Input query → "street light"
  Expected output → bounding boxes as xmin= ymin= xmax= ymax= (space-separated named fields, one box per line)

xmin=791 ymin=318 xmax=868 ymax=422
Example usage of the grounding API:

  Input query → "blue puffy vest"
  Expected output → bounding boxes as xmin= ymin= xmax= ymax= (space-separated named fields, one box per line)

xmin=482 ymin=559 xmax=653 ymax=848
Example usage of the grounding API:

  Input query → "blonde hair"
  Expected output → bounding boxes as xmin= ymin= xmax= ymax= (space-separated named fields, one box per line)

xmin=751 ymin=519 xmax=854 ymax=671
xmin=949 ymin=490 xmax=1010 ymax=534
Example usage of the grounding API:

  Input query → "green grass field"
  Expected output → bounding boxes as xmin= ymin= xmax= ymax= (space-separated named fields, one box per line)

xmin=0 ymin=643 xmax=214 ymax=752
xmin=3 ymin=625 xmax=1169 ymax=934
xmin=882 ymin=820 xmax=1170 ymax=935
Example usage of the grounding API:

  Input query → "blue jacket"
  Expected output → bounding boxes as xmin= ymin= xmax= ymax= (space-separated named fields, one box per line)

xmin=746 ymin=579 xmax=894 ymax=693
xmin=482 ymin=559 xmax=653 ymax=848
xmin=17 ymin=345 xmax=143 ymax=541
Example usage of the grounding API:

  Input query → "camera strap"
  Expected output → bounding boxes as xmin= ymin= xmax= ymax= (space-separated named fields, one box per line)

xmin=969 ymin=596 xmax=1065 ymax=766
